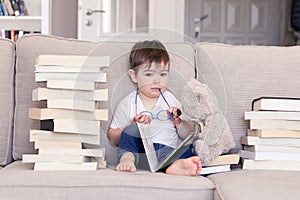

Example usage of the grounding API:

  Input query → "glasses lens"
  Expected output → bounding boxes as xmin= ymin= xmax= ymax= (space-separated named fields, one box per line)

xmin=157 ymin=110 xmax=171 ymax=121
xmin=140 ymin=111 xmax=153 ymax=120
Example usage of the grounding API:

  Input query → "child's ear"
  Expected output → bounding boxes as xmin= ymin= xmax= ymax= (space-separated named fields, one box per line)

xmin=128 ymin=69 xmax=137 ymax=83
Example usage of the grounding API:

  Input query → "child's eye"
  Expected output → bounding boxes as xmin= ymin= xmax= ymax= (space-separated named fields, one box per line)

xmin=160 ymin=72 xmax=168 ymax=77
xmin=145 ymin=73 xmax=153 ymax=77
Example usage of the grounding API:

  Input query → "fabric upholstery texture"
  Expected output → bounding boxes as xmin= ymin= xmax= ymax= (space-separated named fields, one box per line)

xmin=208 ymin=169 xmax=300 ymax=200
xmin=195 ymin=43 xmax=300 ymax=150
xmin=0 ymin=161 xmax=215 ymax=200
xmin=0 ymin=38 xmax=15 ymax=166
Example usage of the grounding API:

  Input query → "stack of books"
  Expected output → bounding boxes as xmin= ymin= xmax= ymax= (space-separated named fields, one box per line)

xmin=242 ymin=96 xmax=300 ymax=171
xmin=22 ymin=55 xmax=110 ymax=171
xmin=199 ymin=153 xmax=240 ymax=175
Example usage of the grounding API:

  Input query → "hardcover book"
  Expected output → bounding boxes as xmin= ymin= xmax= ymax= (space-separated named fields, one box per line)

xmin=28 ymin=108 xmax=108 ymax=121
xmin=138 ymin=122 xmax=194 ymax=172
xmin=252 ymin=96 xmax=300 ymax=112
xmin=247 ymin=129 xmax=300 ymax=138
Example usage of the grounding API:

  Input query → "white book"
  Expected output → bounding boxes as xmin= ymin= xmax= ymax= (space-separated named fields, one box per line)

xmin=199 ymin=165 xmax=231 ymax=175
xmin=242 ymin=159 xmax=300 ymax=171
xmin=247 ymin=129 xmax=300 ymax=138
xmin=245 ymin=111 xmax=300 ymax=121
xmin=35 ymin=140 xmax=82 ymax=150
xmin=240 ymin=150 xmax=300 ymax=161
xmin=22 ymin=154 xmax=87 ymax=163
xmin=90 ymin=157 xmax=106 ymax=169
xmin=242 ymin=136 xmax=300 ymax=147
xmin=38 ymin=148 xmax=105 ymax=158
xmin=47 ymin=99 xmax=95 ymax=111
xmin=28 ymin=108 xmax=108 ymax=121
xmin=47 ymin=80 xmax=95 ymax=91
xmin=35 ymin=72 xmax=106 ymax=83
xmin=30 ymin=130 xmax=100 ymax=145
xmin=138 ymin=123 xmax=194 ymax=172
xmin=36 ymin=55 xmax=110 ymax=67
xmin=252 ymin=97 xmax=300 ymax=112
xmin=243 ymin=145 xmax=300 ymax=153
xmin=53 ymin=119 xmax=100 ymax=135
xmin=34 ymin=162 xmax=98 ymax=171
xmin=250 ymin=119 xmax=300 ymax=130
xmin=32 ymin=88 xmax=108 ymax=101
xmin=35 ymin=65 xmax=104 ymax=73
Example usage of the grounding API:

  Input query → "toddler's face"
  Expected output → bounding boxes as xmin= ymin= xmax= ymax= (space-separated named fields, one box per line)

xmin=131 ymin=62 xmax=169 ymax=99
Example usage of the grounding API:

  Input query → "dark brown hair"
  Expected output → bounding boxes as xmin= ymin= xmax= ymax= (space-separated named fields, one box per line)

xmin=129 ymin=40 xmax=170 ymax=71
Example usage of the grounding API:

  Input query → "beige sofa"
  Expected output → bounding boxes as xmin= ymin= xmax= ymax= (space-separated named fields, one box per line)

xmin=0 ymin=34 xmax=299 ymax=200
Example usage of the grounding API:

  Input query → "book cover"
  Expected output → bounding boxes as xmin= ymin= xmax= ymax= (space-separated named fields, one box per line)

xmin=33 ymin=162 xmax=98 ymax=171
xmin=243 ymin=144 xmax=300 ymax=153
xmin=204 ymin=153 xmax=240 ymax=167
xmin=199 ymin=165 xmax=231 ymax=175
xmin=137 ymin=122 xmax=194 ymax=172
xmin=28 ymin=108 xmax=108 ymax=121
xmin=36 ymin=55 xmax=110 ymax=67
xmin=22 ymin=154 xmax=88 ymax=163
xmin=252 ymin=96 xmax=300 ymax=112
xmin=247 ymin=129 xmax=300 ymax=138
xmin=242 ymin=159 xmax=300 ymax=171
xmin=249 ymin=119 xmax=300 ymax=130
xmin=32 ymin=88 xmax=108 ymax=101
xmin=240 ymin=150 xmax=300 ymax=161
xmin=34 ymin=140 xmax=82 ymax=150
xmin=38 ymin=148 xmax=105 ymax=158
xmin=241 ymin=136 xmax=300 ymax=147
xmin=154 ymin=134 xmax=194 ymax=172
xmin=30 ymin=129 xmax=100 ymax=145
xmin=35 ymin=65 xmax=104 ymax=73
xmin=53 ymin=119 xmax=100 ymax=135
xmin=47 ymin=99 xmax=96 ymax=111
xmin=245 ymin=111 xmax=300 ymax=121
xmin=46 ymin=80 xmax=95 ymax=91
xmin=35 ymin=72 xmax=107 ymax=83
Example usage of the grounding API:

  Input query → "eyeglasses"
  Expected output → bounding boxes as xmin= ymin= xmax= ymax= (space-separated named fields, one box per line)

xmin=140 ymin=110 xmax=172 ymax=121
xmin=135 ymin=88 xmax=181 ymax=122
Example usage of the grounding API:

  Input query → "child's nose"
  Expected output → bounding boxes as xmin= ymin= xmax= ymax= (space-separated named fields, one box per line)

xmin=153 ymin=75 xmax=160 ymax=83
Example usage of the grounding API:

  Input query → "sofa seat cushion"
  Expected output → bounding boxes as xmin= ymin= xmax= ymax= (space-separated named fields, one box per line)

xmin=0 ymin=38 xmax=15 ymax=166
xmin=208 ymin=169 xmax=300 ymax=200
xmin=0 ymin=161 xmax=215 ymax=200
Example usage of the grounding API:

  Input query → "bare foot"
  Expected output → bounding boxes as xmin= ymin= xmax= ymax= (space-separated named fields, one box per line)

xmin=116 ymin=152 xmax=136 ymax=172
xmin=165 ymin=156 xmax=202 ymax=176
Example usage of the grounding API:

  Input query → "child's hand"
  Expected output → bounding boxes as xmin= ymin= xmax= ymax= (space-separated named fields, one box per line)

xmin=133 ymin=114 xmax=151 ymax=124
xmin=169 ymin=107 xmax=182 ymax=124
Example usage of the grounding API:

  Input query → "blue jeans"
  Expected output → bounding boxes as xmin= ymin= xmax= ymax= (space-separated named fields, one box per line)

xmin=117 ymin=123 xmax=194 ymax=168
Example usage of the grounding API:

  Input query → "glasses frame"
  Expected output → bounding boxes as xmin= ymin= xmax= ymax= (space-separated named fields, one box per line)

xmin=135 ymin=88 xmax=174 ymax=121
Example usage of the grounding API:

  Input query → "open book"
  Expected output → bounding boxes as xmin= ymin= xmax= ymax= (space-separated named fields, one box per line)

xmin=137 ymin=123 xmax=194 ymax=172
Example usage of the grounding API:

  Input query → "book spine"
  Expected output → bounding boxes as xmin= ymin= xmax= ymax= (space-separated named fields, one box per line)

xmin=0 ymin=0 xmax=8 ymax=16
xmin=10 ymin=0 xmax=19 ymax=16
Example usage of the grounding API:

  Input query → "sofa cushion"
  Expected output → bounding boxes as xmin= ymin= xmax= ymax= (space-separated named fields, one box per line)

xmin=0 ymin=38 xmax=15 ymax=166
xmin=13 ymin=35 xmax=196 ymax=166
xmin=208 ymin=170 xmax=300 ymax=200
xmin=0 ymin=161 xmax=215 ymax=200
xmin=195 ymin=43 xmax=300 ymax=150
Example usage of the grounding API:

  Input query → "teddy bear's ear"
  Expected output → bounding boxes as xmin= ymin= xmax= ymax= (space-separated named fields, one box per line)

xmin=181 ymin=79 xmax=213 ymax=119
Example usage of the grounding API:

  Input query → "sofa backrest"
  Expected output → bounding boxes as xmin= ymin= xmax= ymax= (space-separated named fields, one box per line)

xmin=0 ymin=38 xmax=15 ymax=166
xmin=195 ymin=43 xmax=300 ymax=150
xmin=13 ymin=34 xmax=195 ymax=165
